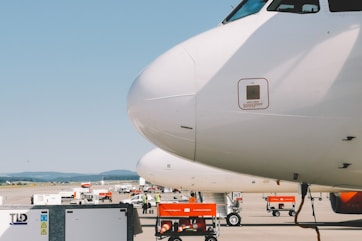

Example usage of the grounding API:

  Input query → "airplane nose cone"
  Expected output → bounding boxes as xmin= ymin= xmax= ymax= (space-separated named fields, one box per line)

xmin=128 ymin=46 xmax=196 ymax=160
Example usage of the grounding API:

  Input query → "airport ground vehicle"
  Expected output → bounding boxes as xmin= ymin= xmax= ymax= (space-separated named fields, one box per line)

xmin=90 ymin=189 xmax=113 ymax=202
xmin=155 ymin=203 xmax=220 ymax=241
xmin=120 ymin=194 xmax=155 ymax=207
xmin=117 ymin=185 xmax=132 ymax=194
xmin=266 ymin=196 xmax=296 ymax=217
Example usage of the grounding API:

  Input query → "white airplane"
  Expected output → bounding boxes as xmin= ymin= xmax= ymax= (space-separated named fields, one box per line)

xmin=138 ymin=148 xmax=362 ymax=220
xmin=128 ymin=0 xmax=362 ymax=190
xmin=137 ymin=148 xmax=343 ymax=194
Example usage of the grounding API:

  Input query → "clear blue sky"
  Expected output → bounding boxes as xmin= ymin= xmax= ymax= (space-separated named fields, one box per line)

xmin=0 ymin=1 xmax=240 ymax=173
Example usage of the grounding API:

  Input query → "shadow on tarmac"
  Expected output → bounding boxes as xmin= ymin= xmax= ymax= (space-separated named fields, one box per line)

xmin=140 ymin=217 xmax=362 ymax=229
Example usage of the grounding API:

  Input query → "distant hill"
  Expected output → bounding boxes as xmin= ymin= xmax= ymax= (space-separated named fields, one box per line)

xmin=0 ymin=170 xmax=139 ymax=183
xmin=100 ymin=170 xmax=138 ymax=176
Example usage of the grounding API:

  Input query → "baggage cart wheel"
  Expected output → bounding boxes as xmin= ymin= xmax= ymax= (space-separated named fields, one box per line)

xmin=272 ymin=210 xmax=280 ymax=217
xmin=205 ymin=236 xmax=217 ymax=241
xmin=168 ymin=237 xmax=182 ymax=241
xmin=226 ymin=213 xmax=241 ymax=226
xmin=289 ymin=210 xmax=296 ymax=216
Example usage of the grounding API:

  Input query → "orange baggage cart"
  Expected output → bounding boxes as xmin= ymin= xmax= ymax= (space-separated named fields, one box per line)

xmin=155 ymin=203 xmax=220 ymax=241
xmin=266 ymin=195 xmax=296 ymax=217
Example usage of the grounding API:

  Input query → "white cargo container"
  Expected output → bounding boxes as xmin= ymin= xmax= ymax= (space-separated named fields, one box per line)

xmin=31 ymin=194 xmax=62 ymax=205
xmin=65 ymin=208 xmax=127 ymax=241
xmin=0 ymin=204 xmax=134 ymax=241
xmin=0 ymin=209 xmax=49 ymax=241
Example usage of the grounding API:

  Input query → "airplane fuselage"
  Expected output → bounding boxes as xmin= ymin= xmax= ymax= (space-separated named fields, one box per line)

xmin=137 ymin=148 xmax=347 ymax=193
xmin=128 ymin=0 xmax=362 ymax=189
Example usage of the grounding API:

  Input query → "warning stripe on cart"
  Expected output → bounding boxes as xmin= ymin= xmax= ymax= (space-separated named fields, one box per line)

xmin=267 ymin=196 xmax=296 ymax=203
xmin=158 ymin=203 xmax=217 ymax=217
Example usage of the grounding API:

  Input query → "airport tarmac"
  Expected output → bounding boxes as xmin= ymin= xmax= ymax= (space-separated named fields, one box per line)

xmin=136 ymin=192 xmax=362 ymax=241
xmin=1 ymin=184 xmax=362 ymax=241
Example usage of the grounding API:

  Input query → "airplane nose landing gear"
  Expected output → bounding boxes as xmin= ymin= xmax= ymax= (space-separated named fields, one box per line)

xmin=226 ymin=212 xmax=241 ymax=226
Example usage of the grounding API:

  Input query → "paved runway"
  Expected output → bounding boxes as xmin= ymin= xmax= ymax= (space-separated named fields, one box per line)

xmin=1 ymin=184 xmax=362 ymax=241
xmin=135 ymin=193 xmax=362 ymax=241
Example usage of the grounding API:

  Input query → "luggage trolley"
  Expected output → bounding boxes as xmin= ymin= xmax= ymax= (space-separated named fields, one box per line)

xmin=266 ymin=196 xmax=296 ymax=217
xmin=155 ymin=203 xmax=220 ymax=241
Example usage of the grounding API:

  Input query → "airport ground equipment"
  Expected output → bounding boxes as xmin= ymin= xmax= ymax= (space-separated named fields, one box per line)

xmin=225 ymin=192 xmax=242 ymax=226
xmin=95 ymin=190 xmax=113 ymax=202
xmin=199 ymin=192 xmax=242 ymax=226
xmin=0 ymin=203 xmax=136 ymax=241
xmin=31 ymin=194 xmax=62 ymax=205
xmin=266 ymin=196 xmax=296 ymax=217
xmin=155 ymin=203 xmax=220 ymax=241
